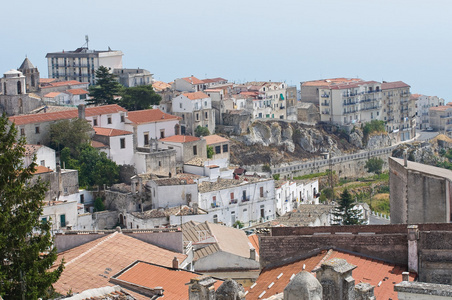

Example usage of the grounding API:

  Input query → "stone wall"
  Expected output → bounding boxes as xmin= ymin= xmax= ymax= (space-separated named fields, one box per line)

xmin=222 ymin=111 xmax=252 ymax=135
xmin=32 ymin=169 xmax=79 ymax=201
xmin=260 ymin=225 xmax=409 ymax=269
xmin=389 ymin=157 xmax=409 ymax=224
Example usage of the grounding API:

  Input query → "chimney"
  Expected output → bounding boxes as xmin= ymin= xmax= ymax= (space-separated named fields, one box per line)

xmin=172 ymin=256 xmax=179 ymax=269
xmin=403 ymin=149 xmax=408 ymax=167
xmin=402 ymin=272 xmax=410 ymax=282
xmin=187 ymin=276 xmax=216 ymax=300
xmin=193 ymin=203 xmax=198 ymax=215
xmin=250 ymin=248 xmax=256 ymax=260
xmin=78 ymin=104 xmax=85 ymax=120
xmin=407 ymin=225 xmax=419 ymax=273
xmin=315 ymin=258 xmax=356 ymax=300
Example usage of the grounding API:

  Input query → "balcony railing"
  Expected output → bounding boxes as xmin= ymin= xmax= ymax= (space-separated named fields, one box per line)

xmin=229 ymin=199 xmax=238 ymax=205
xmin=321 ymin=94 xmax=330 ymax=98
xmin=241 ymin=196 xmax=250 ymax=203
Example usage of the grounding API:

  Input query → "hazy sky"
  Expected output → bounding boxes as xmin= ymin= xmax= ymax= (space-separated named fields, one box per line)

xmin=3 ymin=0 xmax=451 ymax=100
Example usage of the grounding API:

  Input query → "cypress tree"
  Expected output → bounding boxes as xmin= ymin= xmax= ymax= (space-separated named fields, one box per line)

xmin=0 ymin=114 xmax=64 ymax=299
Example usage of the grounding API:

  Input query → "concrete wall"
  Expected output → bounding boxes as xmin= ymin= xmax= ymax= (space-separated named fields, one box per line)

xmin=194 ymin=251 xmax=259 ymax=272
xmin=32 ymin=169 xmax=79 ymax=202
xmin=390 ymin=157 xmax=409 ymax=224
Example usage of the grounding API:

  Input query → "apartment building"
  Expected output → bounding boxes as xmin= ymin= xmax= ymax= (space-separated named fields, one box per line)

xmin=319 ymin=80 xmax=415 ymax=141
xmin=46 ymin=47 xmax=123 ymax=85
xmin=413 ymin=94 xmax=445 ymax=130
xmin=429 ymin=105 xmax=452 ymax=132
xmin=381 ymin=81 xmax=415 ymax=141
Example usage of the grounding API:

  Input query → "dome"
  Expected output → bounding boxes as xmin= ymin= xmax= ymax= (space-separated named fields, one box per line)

xmin=4 ymin=69 xmax=24 ymax=78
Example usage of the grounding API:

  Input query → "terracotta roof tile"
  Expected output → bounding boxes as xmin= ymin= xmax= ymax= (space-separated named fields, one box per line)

xmin=381 ymin=81 xmax=410 ymax=90
xmin=430 ymin=105 xmax=451 ymax=111
xmin=94 ymin=127 xmax=133 ymax=137
xmin=182 ymin=76 xmax=203 ymax=85
xmin=41 ymin=80 xmax=88 ymax=88
xmin=23 ymin=144 xmax=42 ymax=156
xmin=66 ymin=88 xmax=89 ymax=95
xmin=203 ymin=135 xmax=229 ymax=145
xmin=44 ymin=92 xmax=65 ymax=98
xmin=113 ymin=261 xmax=223 ymax=300
xmin=246 ymin=249 xmax=415 ymax=300
xmin=126 ymin=109 xmax=180 ymax=124
xmin=201 ymin=77 xmax=227 ymax=84
xmin=160 ymin=135 xmax=200 ymax=143
xmin=34 ymin=165 xmax=53 ymax=174
xmin=91 ymin=140 xmax=108 ymax=148
xmin=9 ymin=104 xmax=127 ymax=125
xmin=182 ymin=91 xmax=210 ymax=100
xmin=302 ymin=78 xmax=362 ymax=87
xmin=52 ymin=232 xmax=187 ymax=296
xmin=248 ymin=234 xmax=259 ymax=256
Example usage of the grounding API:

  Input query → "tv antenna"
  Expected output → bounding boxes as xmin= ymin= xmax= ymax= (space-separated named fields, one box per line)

xmin=83 ymin=35 xmax=89 ymax=49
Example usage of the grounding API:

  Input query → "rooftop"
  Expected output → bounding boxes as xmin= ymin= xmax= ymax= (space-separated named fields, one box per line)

xmin=245 ymin=249 xmax=416 ymax=300
xmin=94 ymin=127 xmax=133 ymax=137
xmin=182 ymin=91 xmax=210 ymax=100
xmin=52 ymin=232 xmax=187 ymax=296
xmin=152 ymin=80 xmax=171 ymax=91
xmin=160 ymin=135 xmax=200 ymax=143
xmin=23 ymin=144 xmax=42 ymax=156
xmin=301 ymin=78 xmax=362 ymax=87
xmin=41 ymin=80 xmax=88 ymax=88
xmin=203 ymin=134 xmax=229 ymax=145
xmin=111 ymin=261 xmax=223 ymax=300
xmin=181 ymin=76 xmax=204 ymax=85
xmin=66 ymin=88 xmax=89 ymax=95
xmin=198 ymin=177 xmax=267 ymax=193
xmin=9 ymin=104 xmax=127 ymax=125
xmin=126 ymin=109 xmax=180 ymax=124
xmin=381 ymin=81 xmax=410 ymax=90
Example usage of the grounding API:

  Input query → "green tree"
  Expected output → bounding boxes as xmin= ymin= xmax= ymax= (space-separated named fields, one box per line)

xmin=119 ymin=85 xmax=161 ymax=111
xmin=88 ymin=66 xmax=123 ymax=106
xmin=0 ymin=114 xmax=64 ymax=299
xmin=194 ymin=125 xmax=210 ymax=137
xmin=94 ymin=197 xmax=105 ymax=212
xmin=365 ymin=157 xmax=384 ymax=177
xmin=207 ymin=145 xmax=214 ymax=159
xmin=332 ymin=189 xmax=364 ymax=225
xmin=49 ymin=118 xmax=93 ymax=157
xmin=78 ymin=146 xmax=120 ymax=188
xmin=363 ymin=120 xmax=386 ymax=143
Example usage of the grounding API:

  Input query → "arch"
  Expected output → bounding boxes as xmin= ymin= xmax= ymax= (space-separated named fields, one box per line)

xmin=4 ymin=82 xmax=7 ymax=95
xmin=17 ymin=81 xmax=22 ymax=94
xmin=31 ymin=75 xmax=35 ymax=87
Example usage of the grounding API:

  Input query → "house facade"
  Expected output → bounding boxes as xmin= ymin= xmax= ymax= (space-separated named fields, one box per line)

xmin=113 ymin=68 xmax=154 ymax=87
xmin=414 ymin=94 xmax=445 ymax=130
xmin=172 ymin=92 xmax=216 ymax=135
xmin=159 ymin=135 xmax=207 ymax=165
xmin=429 ymin=105 xmax=452 ymax=132
xmin=93 ymin=127 xmax=134 ymax=165
xmin=197 ymin=178 xmax=276 ymax=227
xmin=203 ymin=135 xmax=230 ymax=161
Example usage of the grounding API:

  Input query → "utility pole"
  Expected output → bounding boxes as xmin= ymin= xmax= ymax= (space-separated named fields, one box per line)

xmin=329 ymin=151 xmax=334 ymax=203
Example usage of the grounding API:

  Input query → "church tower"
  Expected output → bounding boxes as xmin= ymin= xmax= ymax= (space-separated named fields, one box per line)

xmin=18 ymin=57 xmax=40 ymax=93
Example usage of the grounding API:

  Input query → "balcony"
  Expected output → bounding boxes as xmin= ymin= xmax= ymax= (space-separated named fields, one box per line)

xmin=241 ymin=196 xmax=250 ymax=203
xmin=211 ymin=203 xmax=220 ymax=208
xmin=321 ymin=94 xmax=330 ymax=98
xmin=360 ymin=105 xmax=381 ymax=111
xmin=343 ymin=101 xmax=358 ymax=106
xmin=321 ymin=102 xmax=330 ymax=106
xmin=229 ymin=199 xmax=238 ymax=205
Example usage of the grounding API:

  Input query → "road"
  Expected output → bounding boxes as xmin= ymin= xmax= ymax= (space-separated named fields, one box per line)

xmin=417 ymin=129 xmax=439 ymax=142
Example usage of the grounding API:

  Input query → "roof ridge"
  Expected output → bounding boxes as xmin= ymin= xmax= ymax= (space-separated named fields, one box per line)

xmin=312 ymin=249 xmax=334 ymax=272
xmin=65 ymin=232 xmax=119 ymax=266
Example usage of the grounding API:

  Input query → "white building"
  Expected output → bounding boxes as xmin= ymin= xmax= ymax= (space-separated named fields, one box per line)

xmin=93 ymin=127 xmax=134 ymax=165
xmin=23 ymin=144 xmax=56 ymax=170
xmin=275 ymin=180 xmax=298 ymax=216
xmin=197 ymin=178 xmax=276 ymax=227
xmin=146 ymin=178 xmax=199 ymax=209
xmin=296 ymin=179 xmax=320 ymax=205
xmin=46 ymin=47 xmax=123 ymax=85
xmin=413 ymin=94 xmax=445 ymax=130
xmin=125 ymin=109 xmax=181 ymax=148
xmin=172 ymin=92 xmax=216 ymax=135
xmin=113 ymin=68 xmax=154 ymax=87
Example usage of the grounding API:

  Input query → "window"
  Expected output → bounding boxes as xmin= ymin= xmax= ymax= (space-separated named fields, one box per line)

xmin=144 ymin=132 xmax=149 ymax=146
xmin=120 ymin=114 xmax=125 ymax=122
xmin=196 ymin=113 xmax=199 ymax=121
xmin=215 ymin=146 xmax=221 ymax=154
xmin=17 ymin=81 xmax=22 ymax=94
xmin=193 ymin=145 xmax=197 ymax=155
xmin=213 ymin=215 xmax=218 ymax=223
xmin=41 ymin=217 xmax=47 ymax=224
xmin=40 ymin=160 xmax=45 ymax=166
xmin=80 ymin=194 xmax=84 ymax=203
xmin=35 ymin=126 xmax=40 ymax=134
xmin=20 ymin=128 xmax=25 ymax=136
xmin=93 ymin=118 xmax=98 ymax=126
xmin=60 ymin=214 xmax=66 ymax=227
xmin=107 ymin=115 xmax=112 ymax=124
xmin=230 ymin=192 xmax=234 ymax=200
xmin=204 ymin=101 xmax=207 ymax=107
xmin=180 ymin=103 xmax=182 ymax=109
xmin=205 ymin=111 xmax=208 ymax=119
xmin=160 ymin=129 xmax=165 ymax=139
xmin=158 ymin=161 xmax=161 ymax=167
xmin=260 ymin=186 xmax=264 ymax=197
xmin=120 ymin=138 xmax=126 ymax=149
xmin=223 ymin=144 xmax=228 ymax=152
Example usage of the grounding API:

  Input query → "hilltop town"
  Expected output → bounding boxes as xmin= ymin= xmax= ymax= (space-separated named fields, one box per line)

xmin=2 ymin=46 xmax=452 ymax=300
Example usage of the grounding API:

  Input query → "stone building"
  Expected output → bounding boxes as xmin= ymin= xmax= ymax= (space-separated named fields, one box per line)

xmin=296 ymin=102 xmax=319 ymax=124
xmin=389 ymin=156 xmax=452 ymax=224
xmin=0 ymin=68 xmax=43 ymax=116
xmin=18 ymin=57 xmax=40 ymax=93
xmin=113 ymin=68 xmax=153 ymax=87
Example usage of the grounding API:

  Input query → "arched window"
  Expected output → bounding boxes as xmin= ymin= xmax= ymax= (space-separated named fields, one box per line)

xmin=31 ymin=75 xmax=35 ymax=87
xmin=4 ymin=82 xmax=7 ymax=95
xmin=17 ymin=81 xmax=22 ymax=94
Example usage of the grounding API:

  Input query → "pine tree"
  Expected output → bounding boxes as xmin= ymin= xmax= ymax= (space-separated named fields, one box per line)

xmin=332 ymin=189 xmax=364 ymax=225
xmin=0 ymin=114 xmax=64 ymax=299
xmin=87 ymin=66 xmax=122 ymax=106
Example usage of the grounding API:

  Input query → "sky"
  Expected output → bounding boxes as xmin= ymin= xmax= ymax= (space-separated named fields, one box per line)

xmin=3 ymin=0 xmax=452 ymax=100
